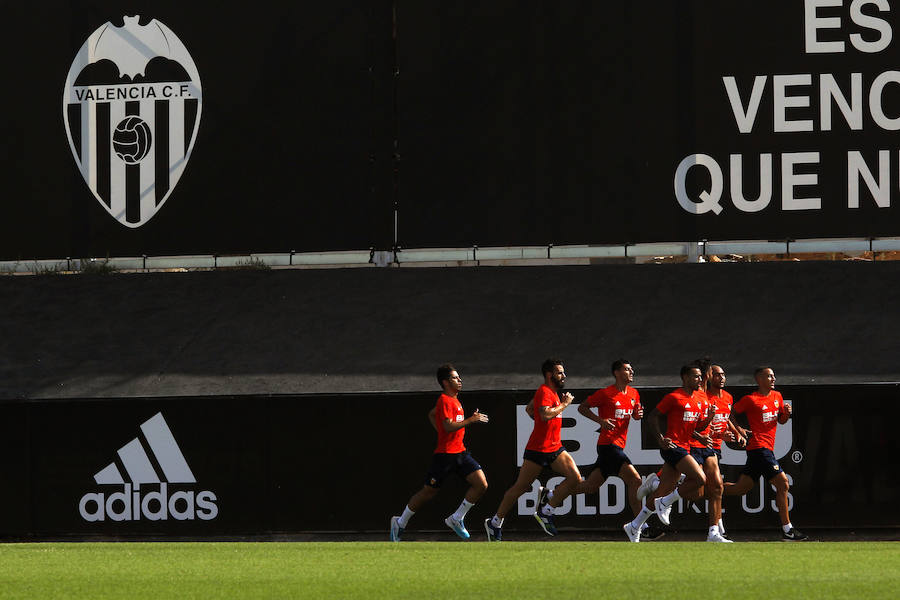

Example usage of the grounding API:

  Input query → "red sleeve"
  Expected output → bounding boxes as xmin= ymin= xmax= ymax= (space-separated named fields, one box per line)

xmin=536 ymin=386 xmax=555 ymax=408
xmin=436 ymin=396 xmax=453 ymax=423
xmin=733 ymin=395 xmax=751 ymax=413
xmin=656 ymin=393 xmax=675 ymax=414
xmin=585 ymin=390 xmax=604 ymax=408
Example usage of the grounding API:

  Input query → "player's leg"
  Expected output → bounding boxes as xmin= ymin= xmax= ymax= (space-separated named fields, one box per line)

xmin=494 ymin=460 xmax=543 ymax=520
xmin=485 ymin=459 xmax=543 ymax=541
xmin=619 ymin=462 xmax=643 ymax=517
xmin=391 ymin=484 xmax=439 ymax=541
xmin=547 ymin=450 xmax=582 ymax=508
xmin=724 ymin=473 xmax=755 ymax=496
xmin=654 ymin=454 xmax=705 ymax=526
xmin=702 ymin=455 xmax=729 ymax=542
xmin=770 ymin=470 xmax=806 ymax=540
xmin=444 ymin=465 xmax=487 ymax=540
xmin=571 ymin=467 xmax=605 ymax=495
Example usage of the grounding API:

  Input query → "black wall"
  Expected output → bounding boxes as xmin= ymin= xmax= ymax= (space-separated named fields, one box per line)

xmin=1 ymin=383 xmax=896 ymax=539
xmin=5 ymin=1 xmax=900 ymax=259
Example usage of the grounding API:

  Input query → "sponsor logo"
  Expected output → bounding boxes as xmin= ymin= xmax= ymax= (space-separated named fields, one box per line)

xmin=62 ymin=15 xmax=202 ymax=227
xmin=515 ymin=403 xmax=794 ymax=516
xmin=78 ymin=412 xmax=218 ymax=522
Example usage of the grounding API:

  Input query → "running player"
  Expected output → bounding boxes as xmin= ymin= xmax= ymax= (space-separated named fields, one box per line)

xmin=540 ymin=359 xmax=644 ymax=540
xmin=390 ymin=364 xmax=489 ymax=541
xmin=484 ymin=359 xmax=582 ymax=541
xmin=623 ymin=364 xmax=714 ymax=541
xmin=724 ymin=366 xmax=807 ymax=541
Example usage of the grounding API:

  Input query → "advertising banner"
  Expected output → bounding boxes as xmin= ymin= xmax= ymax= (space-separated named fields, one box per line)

xmin=0 ymin=383 xmax=895 ymax=539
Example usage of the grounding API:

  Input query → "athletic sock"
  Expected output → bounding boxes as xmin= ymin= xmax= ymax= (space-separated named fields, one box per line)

xmin=708 ymin=525 xmax=719 ymax=536
xmin=490 ymin=515 xmax=504 ymax=528
xmin=661 ymin=489 xmax=681 ymax=507
xmin=398 ymin=506 xmax=415 ymax=528
xmin=547 ymin=489 xmax=555 ymax=500
xmin=782 ymin=523 xmax=793 ymax=534
xmin=541 ymin=504 xmax=554 ymax=517
xmin=451 ymin=499 xmax=474 ymax=521
xmin=630 ymin=506 xmax=653 ymax=529
xmin=718 ymin=518 xmax=725 ymax=534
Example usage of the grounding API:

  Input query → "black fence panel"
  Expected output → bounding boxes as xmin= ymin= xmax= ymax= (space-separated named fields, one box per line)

xmin=1 ymin=383 xmax=896 ymax=539
xmin=0 ymin=1 xmax=393 ymax=260
xmin=396 ymin=1 xmax=900 ymax=247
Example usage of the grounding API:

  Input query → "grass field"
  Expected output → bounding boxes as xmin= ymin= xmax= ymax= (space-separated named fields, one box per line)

xmin=0 ymin=541 xmax=897 ymax=599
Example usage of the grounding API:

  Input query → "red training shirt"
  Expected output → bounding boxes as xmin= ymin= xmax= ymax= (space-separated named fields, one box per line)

xmin=706 ymin=390 xmax=734 ymax=450
xmin=584 ymin=384 xmax=641 ymax=448
xmin=656 ymin=388 xmax=709 ymax=450
xmin=733 ymin=390 xmax=786 ymax=451
xmin=525 ymin=384 xmax=563 ymax=453
xmin=434 ymin=393 xmax=466 ymax=454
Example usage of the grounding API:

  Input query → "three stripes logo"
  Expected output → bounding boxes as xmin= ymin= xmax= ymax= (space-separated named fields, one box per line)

xmin=78 ymin=412 xmax=218 ymax=522
xmin=62 ymin=15 xmax=202 ymax=228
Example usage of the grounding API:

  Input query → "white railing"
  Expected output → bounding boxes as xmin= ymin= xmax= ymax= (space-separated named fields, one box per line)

xmin=2 ymin=237 xmax=899 ymax=274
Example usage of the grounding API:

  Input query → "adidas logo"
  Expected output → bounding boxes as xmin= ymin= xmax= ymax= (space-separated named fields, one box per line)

xmin=78 ymin=412 xmax=218 ymax=522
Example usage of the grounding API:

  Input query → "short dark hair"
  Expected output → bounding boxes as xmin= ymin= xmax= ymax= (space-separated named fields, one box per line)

xmin=680 ymin=364 xmax=701 ymax=378
xmin=611 ymin=359 xmax=631 ymax=375
xmin=436 ymin=363 xmax=456 ymax=386
xmin=693 ymin=356 xmax=712 ymax=375
xmin=541 ymin=358 xmax=563 ymax=376
xmin=753 ymin=366 xmax=772 ymax=377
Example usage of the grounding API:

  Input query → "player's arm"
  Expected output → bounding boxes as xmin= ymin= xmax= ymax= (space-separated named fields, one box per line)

xmin=578 ymin=400 xmax=614 ymax=430
xmin=724 ymin=418 xmax=747 ymax=447
xmin=631 ymin=402 xmax=643 ymax=420
xmin=649 ymin=407 xmax=675 ymax=449
xmin=778 ymin=400 xmax=792 ymax=424
xmin=524 ymin=399 xmax=535 ymax=419
xmin=428 ymin=408 xmax=438 ymax=432
xmin=441 ymin=409 xmax=490 ymax=432
xmin=539 ymin=392 xmax=573 ymax=421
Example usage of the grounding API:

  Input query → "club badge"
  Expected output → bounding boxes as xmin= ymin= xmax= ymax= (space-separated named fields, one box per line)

xmin=62 ymin=16 xmax=202 ymax=227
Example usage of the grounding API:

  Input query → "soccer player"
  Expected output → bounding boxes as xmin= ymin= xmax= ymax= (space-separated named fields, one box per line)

xmin=546 ymin=359 xmax=645 ymax=539
xmin=623 ymin=364 xmax=713 ymax=541
xmin=390 ymin=364 xmax=489 ymax=541
xmin=691 ymin=364 xmax=745 ymax=542
xmin=724 ymin=367 xmax=807 ymax=541
xmin=484 ymin=359 xmax=582 ymax=541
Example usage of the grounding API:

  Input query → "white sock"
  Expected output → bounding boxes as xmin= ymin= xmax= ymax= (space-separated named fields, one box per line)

xmin=708 ymin=525 xmax=719 ymax=536
xmin=640 ymin=522 xmax=649 ymax=531
xmin=451 ymin=499 xmax=474 ymax=521
xmin=490 ymin=515 xmax=504 ymax=528
xmin=718 ymin=518 xmax=725 ymax=534
xmin=782 ymin=523 xmax=793 ymax=534
xmin=661 ymin=489 xmax=681 ymax=507
xmin=547 ymin=488 xmax=555 ymax=500
xmin=398 ymin=506 xmax=415 ymax=528
xmin=650 ymin=478 xmax=660 ymax=494
xmin=541 ymin=504 xmax=554 ymax=517
xmin=630 ymin=506 xmax=653 ymax=529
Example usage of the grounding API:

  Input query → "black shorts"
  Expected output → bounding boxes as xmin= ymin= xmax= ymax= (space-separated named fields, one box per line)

xmin=742 ymin=448 xmax=782 ymax=481
xmin=660 ymin=446 xmax=689 ymax=468
xmin=690 ymin=447 xmax=717 ymax=465
xmin=425 ymin=452 xmax=482 ymax=488
xmin=713 ymin=448 xmax=722 ymax=461
xmin=593 ymin=444 xmax=631 ymax=478
xmin=523 ymin=447 xmax=565 ymax=468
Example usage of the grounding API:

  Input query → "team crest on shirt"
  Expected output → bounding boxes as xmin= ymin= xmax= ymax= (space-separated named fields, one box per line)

xmin=63 ymin=15 xmax=202 ymax=227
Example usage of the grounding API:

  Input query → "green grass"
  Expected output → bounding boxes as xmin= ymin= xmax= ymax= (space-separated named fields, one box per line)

xmin=0 ymin=542 xmax=896 ymax=599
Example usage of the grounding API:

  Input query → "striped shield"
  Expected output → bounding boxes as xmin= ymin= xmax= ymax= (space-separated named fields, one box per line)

xmin=63 ymin=16 xmax=202 ymax=228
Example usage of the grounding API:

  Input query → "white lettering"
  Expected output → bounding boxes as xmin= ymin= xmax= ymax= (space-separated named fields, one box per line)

xmin=850 ymin=0 xmax=892 ymax=53
xmin=731 ymin=154 xmax=773 ymax=212
xmin=870 ymin=71 xmax=900 ymax=129
xmin=196 ymin=492 xmax=219 ymax=520
xmin=782 ymin=152 xmax=822 ymax=210
xmin=723 ymin=76 xmax=767 ymax=133
xmin=820 ymin=73 xmax=863 ymax=130
xmin=774 ymin=75 xmax=815 ymax=132
xmin=78 ymin=493 xmax=105 ymax=522
xmin=848 ymin=150 xmax=891 ymax=207
xmin=805 ymin=0 xmax=846 ymax=53
xmin=674 ymin=154 xmax=724 ymax=215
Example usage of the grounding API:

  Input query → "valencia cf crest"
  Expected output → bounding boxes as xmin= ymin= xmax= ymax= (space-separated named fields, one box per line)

xmin=62 ymin=16 xmax=202 ymax=227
